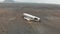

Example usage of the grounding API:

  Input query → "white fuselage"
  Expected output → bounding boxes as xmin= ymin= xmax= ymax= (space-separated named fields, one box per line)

xmin=23 ymin=13 xmax=40 ymax=22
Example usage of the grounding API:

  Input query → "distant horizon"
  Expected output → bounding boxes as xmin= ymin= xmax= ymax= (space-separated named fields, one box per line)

xmin=0 ymin=0 xmax=60 ymax=4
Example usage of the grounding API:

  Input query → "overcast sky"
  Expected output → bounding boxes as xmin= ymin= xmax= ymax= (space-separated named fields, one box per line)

xmin=0 ymin=0 xmax=60 ymax=4
xmin=14 ymin=0 xmax=60 ymax=4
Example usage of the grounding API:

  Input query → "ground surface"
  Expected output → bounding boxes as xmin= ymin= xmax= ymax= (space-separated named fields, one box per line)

xmin=0 ymin=3 xmax=60 ymax=34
